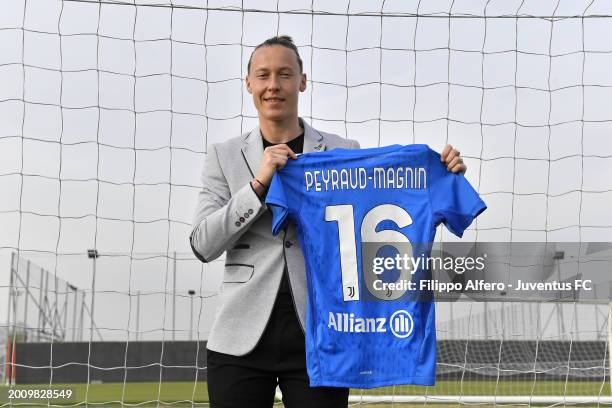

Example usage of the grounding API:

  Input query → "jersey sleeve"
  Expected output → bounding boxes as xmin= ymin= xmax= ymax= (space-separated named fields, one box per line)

xmin=428 ymin=148 xmax=487 ymax=238
xmin=265 ymin=172 xmax=290 ymax=236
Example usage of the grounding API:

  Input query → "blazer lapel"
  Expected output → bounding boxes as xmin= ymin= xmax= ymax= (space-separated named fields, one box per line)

xmin=240 ymin=126 xmax=264 ymax=178
xmin=241 ymin=119 xmax=327 ymax=177
xmin=302 ymin=120 xmax=326 ymax=153
xmin=240 ymin=121 xmax=328 ymax=239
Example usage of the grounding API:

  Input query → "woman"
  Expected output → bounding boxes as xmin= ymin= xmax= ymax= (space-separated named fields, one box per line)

xmin=190 ymin=35 xmax=466 ymax=408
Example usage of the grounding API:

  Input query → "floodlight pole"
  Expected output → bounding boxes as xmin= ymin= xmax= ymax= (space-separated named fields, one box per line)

xmin=6 ymin=253 xmax=15 ymax=333
xmin=448 ymin=303 xmax=454 ymax=340
xmin=172 ymin=251 xmax=176 ymax=341
xmin=37 ymin=268 xmax=43 ymax=342
xmin=24 ymin=261 xmax=30 ymax=341
xmin=553 ymin=251 xmax=565 ymax=339
xmin=63 ymin=282 xmax=69 ymax=341
xmin=79 ymin=294 xmax=85 ymax=342
xmin=42 ymin=272 xmax=49 ymax=337
xmin=87 ymin=249 xmax=99 ymax=343
xmin=3 ymin=253 xmax=15 ymax=385
xmin=188 ymin=290 xmax=195 ymax=341
xmin=137 ymin=290 xmax=143 ymax=341
xmin=483 ymin=301 xmax=489 ymax=339
xmin=69 ymin=284 xmax=77 ymax=341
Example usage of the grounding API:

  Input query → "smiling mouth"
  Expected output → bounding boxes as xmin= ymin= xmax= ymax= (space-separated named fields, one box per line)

xmin=264 ymin=97 xmax=284 ymax=103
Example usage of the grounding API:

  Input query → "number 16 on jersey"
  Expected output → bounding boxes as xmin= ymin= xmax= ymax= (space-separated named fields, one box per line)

xmin=325 ymin=204 xmax=415 ymax=302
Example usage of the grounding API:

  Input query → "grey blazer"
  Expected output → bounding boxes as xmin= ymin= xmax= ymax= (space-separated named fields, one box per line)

xmin=190 ymin=119 xmax=359 ymax=356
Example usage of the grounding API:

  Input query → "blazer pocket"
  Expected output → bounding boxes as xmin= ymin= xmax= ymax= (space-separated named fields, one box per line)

xmin=223 ymin=264 xmax=254 ymax=283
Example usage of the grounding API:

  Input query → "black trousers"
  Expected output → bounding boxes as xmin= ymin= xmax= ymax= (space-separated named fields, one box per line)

xmin=206 ymin=291 xmax=349 ymax=408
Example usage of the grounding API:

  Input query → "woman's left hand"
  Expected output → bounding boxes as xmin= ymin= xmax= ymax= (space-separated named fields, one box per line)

xmin=440 ymin=144 xmax=467 ymax=174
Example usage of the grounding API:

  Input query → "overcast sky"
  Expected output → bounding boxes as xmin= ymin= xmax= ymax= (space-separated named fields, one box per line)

xmin=1 ymin=0 xmax=612 ymax=342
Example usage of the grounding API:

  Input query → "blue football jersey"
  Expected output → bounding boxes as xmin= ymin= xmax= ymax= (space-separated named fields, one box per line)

xmin=265 ymin=144 xmax=486 ymax=388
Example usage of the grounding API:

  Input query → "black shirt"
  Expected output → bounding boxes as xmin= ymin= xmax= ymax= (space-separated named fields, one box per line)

xmin=262 ymin=133 xmax=304 ymax=157
xmin=261 ymin=131 xmax=304 ymax=297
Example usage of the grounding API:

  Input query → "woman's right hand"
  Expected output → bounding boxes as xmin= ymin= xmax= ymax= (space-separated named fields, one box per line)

xmin=255 ymin=144 xmax=298 ymax=187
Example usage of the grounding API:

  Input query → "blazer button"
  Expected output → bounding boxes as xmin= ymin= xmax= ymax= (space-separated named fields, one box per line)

xmin=244 ymin=212 xmax=249 ymax=218
xmin=285 ymin=241 xmax=293 ymax=248
xmin=239 ymin=217 xmax=245 ymax=223
xmin=248 ymin=209 xmax=254 ymax=214
xmin=235 ymin=221 xmax=241 ymax=227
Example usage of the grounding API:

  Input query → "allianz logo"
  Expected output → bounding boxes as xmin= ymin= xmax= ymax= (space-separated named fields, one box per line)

xmin=327 ymin=310 xmax=414 ymax=339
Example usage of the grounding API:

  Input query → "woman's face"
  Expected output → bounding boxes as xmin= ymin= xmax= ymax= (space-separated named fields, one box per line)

xmin=246 ymin=45 xmax=306 ymax=123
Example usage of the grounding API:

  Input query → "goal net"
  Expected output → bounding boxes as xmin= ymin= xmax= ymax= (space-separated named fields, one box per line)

xmin=1 ymin=0 xmax=612 ymax=406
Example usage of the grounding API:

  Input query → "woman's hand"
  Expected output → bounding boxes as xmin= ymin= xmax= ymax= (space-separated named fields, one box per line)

xmin=440 ymin=144 xmax=466 ymax=174
xmin=251 ymin=144 xmax=298 ymax=197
